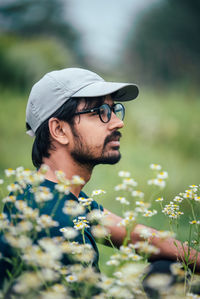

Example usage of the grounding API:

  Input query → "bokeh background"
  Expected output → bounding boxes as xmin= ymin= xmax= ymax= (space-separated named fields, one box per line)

xmin=0 ymin=0 xmax=200 ymax=273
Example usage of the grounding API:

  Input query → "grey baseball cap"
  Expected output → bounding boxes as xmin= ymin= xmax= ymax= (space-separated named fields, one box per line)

xmin=26 ymin=67 xmax=139 ymax=136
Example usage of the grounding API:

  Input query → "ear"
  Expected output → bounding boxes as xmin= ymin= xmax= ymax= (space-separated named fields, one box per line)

xmin=48 ymin=118 xmax=70 ymax=145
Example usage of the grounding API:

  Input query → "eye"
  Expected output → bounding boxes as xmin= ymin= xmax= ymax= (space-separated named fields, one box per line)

xmin=113 ymin=103 xmax=125 ymax=121
xmin=99 ymin=105 xmax=110 ymax=122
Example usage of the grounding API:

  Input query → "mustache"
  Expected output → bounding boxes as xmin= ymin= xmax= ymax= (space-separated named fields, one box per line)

xmin=104 ymin=131 xmax=122 ymax=146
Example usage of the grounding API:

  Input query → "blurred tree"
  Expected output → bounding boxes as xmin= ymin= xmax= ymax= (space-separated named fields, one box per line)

xmin=0 ymin=0 xmax=84 ymax=90
xmin=124 ymin=0 xmax=200 ymax=88
xmin=0 ymin=35 xmax=77 ymax=90
xmin=0 ymin=0 xmax=80 ymax=54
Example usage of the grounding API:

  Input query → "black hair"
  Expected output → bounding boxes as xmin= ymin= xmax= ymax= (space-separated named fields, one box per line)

xmin=26 ymin=96 xmax=105 ymax=169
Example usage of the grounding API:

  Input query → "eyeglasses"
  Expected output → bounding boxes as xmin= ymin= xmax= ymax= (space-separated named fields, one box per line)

xmin=74 ymin=103 xmax=125 ymax=123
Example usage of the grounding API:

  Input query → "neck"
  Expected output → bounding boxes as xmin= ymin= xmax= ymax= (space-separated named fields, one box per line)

xmin=41 ymin=150 xmax=93 ymax=198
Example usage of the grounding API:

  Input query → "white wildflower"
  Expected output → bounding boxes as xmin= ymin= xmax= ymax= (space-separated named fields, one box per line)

xmin=5 ymin=168 xmax=15 ymax=177
xmin=0 ymin=213 xmax=8 ymax=220
xmin=2 ymin=195 xmax=16 ymax=203
xmin=51 ymin=284 xmax=66 ymax=293
xmin=144 ymin=273 xmax=173 ymax=291
xmin=195 ymin=196 xmax=200 ymax=202
xmin=7 ymin=183 xmax=21 ymax=193
xmin=133 ymin=241 xmax=160 ymax=255
xmin=37 ymin=215 xmax=59 ymax=228
xmin=98 ymin=276 xmax=114 ymax=290
xmin=106 ymin=259 xmax=120 ymax=266
xmin=150 ymin=164 xmax=162 ymax=170
xmin=60 ymin=227 xmax=78 ymax=239
xmin=118 ymin=171 xmax=131 ymax=178
xmin=16 ymin=220 xmax=33 ymax=233
xmin=189 ymin=220 xmax=200 ymax=225
xmin=114 ymin=184 xmax=127 ymax=191
xmin=31 ymin=172 xmax=45 ymax=185
xmin=71 ymin=175 xmax=85 ymax=185
xmin=131 ymin=190 xmax=144 ymax=198
xmin=5 ymin=234 xmax=32 ymax=249
xmin=22 ymin=245 xmax=61 ymax=269
xmin=115 ymin=196 xmax=130 ymax=205
xmin=135 ymin=227 xmax=155 ymax=239
xmin=108 ymin=285 xmax=133 ymax=298
xmin=34 ymin=186 xmax=53 ymax=203
xmin=157 ymin=171 xmax=168 ymax=179
xmin=155 ymin=197 xmax=164 ymax=202
xmin=40 ymin=290 xmax=67 ymax=299
xmin=78 ymin=197 xmax=93 ymax=206
xmin=123 ymin=178 xmax=138 ymax=187
xmin=124 ymin=211 xmax=136 ymax=221
xmin=14 ymin=272 xmax=42 ymax=294
xmin=38 ymin=238 xmax=62 ymax=260
xmin=15 ymin=200 xmax=28 ymax=211
xmin=40 ymin=164 xmax=50 ymax=174
xmin=23 ymin=207 xmax=39 ymax=220
xmin=91 ymin=225 xmax=109 ymax=238
xmin=73 ymin=216 xmax=90 ymax=230
xmin=87 ymin=209 xmax=103 ymax=222
xmin=63 ymin=200 xmax=85 ymax=216
xmin=143 ymin=209 xmax=157 ymax=217
xmin=55 ymin=170 xmax=66 ymax=182
xmin=73 ymin=244 xmax=95 ymax=263
xmin=91 ymin=189 xmax=106 ymax=196
xmin=157 ymin=230 xmax=176 ymax=239
xmin=55 ymin=183 xmax=70 ymax=194
xmin=173 ymin=196 xmax=183 ymax=202
xmin=154 ymin=178 xmax=166 ymax=188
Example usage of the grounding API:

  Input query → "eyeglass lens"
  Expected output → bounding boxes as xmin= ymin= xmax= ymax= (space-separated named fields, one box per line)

xmin=99 ymin=104 xmax=124 ymax=123
xmin=114 ymin=103 xmax=124 ymax=121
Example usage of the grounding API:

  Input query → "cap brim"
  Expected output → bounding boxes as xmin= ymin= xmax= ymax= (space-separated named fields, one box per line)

xmin=72 ymin=81 xmax=139 ymax=102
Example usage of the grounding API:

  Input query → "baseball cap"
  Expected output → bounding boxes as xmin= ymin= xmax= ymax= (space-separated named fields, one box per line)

xmin=26 ymin=67 xmax=139 ymax=136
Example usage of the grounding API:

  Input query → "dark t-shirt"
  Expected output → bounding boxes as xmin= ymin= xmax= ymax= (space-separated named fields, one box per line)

xmin=0 ymin=179 xmax=104 ymax=283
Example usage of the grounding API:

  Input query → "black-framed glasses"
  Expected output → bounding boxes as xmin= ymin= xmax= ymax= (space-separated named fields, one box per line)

xmin=74 ymin=103 xmax=125 ymax=123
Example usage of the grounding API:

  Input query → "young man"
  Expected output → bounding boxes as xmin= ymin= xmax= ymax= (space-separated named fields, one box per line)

xmin=25 ymin=67 xmax=200 ymax=272
xmin=1 ymin=68 xmax=199 ymax=288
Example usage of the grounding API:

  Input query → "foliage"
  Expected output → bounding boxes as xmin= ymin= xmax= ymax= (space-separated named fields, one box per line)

xmin=124 ymin=0 xmax=200 ymax=87
xmin=0 ymin=166 xmax=200 ymax=298
xmin=0 ymin=34 xmax=77 ymax=90
xmin=0 ymin=0 xmax=80 ymax=52
xmin=0 ymin=0 xmax=85 ymax=90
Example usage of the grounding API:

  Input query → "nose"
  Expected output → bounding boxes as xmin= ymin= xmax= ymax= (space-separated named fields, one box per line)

xmin=108 ymin=111 xmax=124 ymax=131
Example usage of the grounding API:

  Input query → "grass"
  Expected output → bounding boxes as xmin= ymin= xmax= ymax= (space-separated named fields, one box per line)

xmin=0 ymin=86 xmax=200 ymax=273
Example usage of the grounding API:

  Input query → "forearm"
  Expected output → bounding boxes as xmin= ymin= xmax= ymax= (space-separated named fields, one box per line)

xmin=103 ymin=211 xmax=200 ymax=272
xmin=131 ymin=224 xmax=200 ymax=272
xmin=103 ymin=209 xmax=200 ymax=272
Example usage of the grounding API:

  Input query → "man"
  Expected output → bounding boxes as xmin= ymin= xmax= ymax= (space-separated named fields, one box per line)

xmin=25 ymin=67 xmax=200 ymax=270
xmin=1 ymin=68 xmax=199 ymax=291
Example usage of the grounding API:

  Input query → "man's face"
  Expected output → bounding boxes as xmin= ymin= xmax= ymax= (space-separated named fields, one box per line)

xmin=69 ymin=95 xmax=124 ymax=167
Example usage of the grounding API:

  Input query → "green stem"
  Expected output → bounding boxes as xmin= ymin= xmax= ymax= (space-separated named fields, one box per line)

xmin=3 ymin=256 xmax=24 ymax=297
xmin=82 ymin=228 xmax=85 ymax=244
xmin=105 ymin=234 xmax=116 ymax=250
xmin=188 ymin=201 xmax=196 ymax=222
xmin=123 ymin=227 xmax=131 ymax=246
xmin=50 ymin=192 xmax=63 ymax=218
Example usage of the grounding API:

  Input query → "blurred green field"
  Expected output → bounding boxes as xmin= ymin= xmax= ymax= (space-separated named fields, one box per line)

xmin=0 ymin=87 xmax=200 ymax=273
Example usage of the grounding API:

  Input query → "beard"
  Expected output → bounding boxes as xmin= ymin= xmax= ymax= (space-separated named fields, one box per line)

xmin=70 ymin=131 xmax=122 ymax=167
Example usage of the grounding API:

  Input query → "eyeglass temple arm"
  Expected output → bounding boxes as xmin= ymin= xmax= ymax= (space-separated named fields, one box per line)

xmin=75 ymin=107 xmax=99 ymax=115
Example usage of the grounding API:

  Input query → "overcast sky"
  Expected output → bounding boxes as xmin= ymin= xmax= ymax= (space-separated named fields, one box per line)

xmin=66 ymin=0 xmax=161 ymax=66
